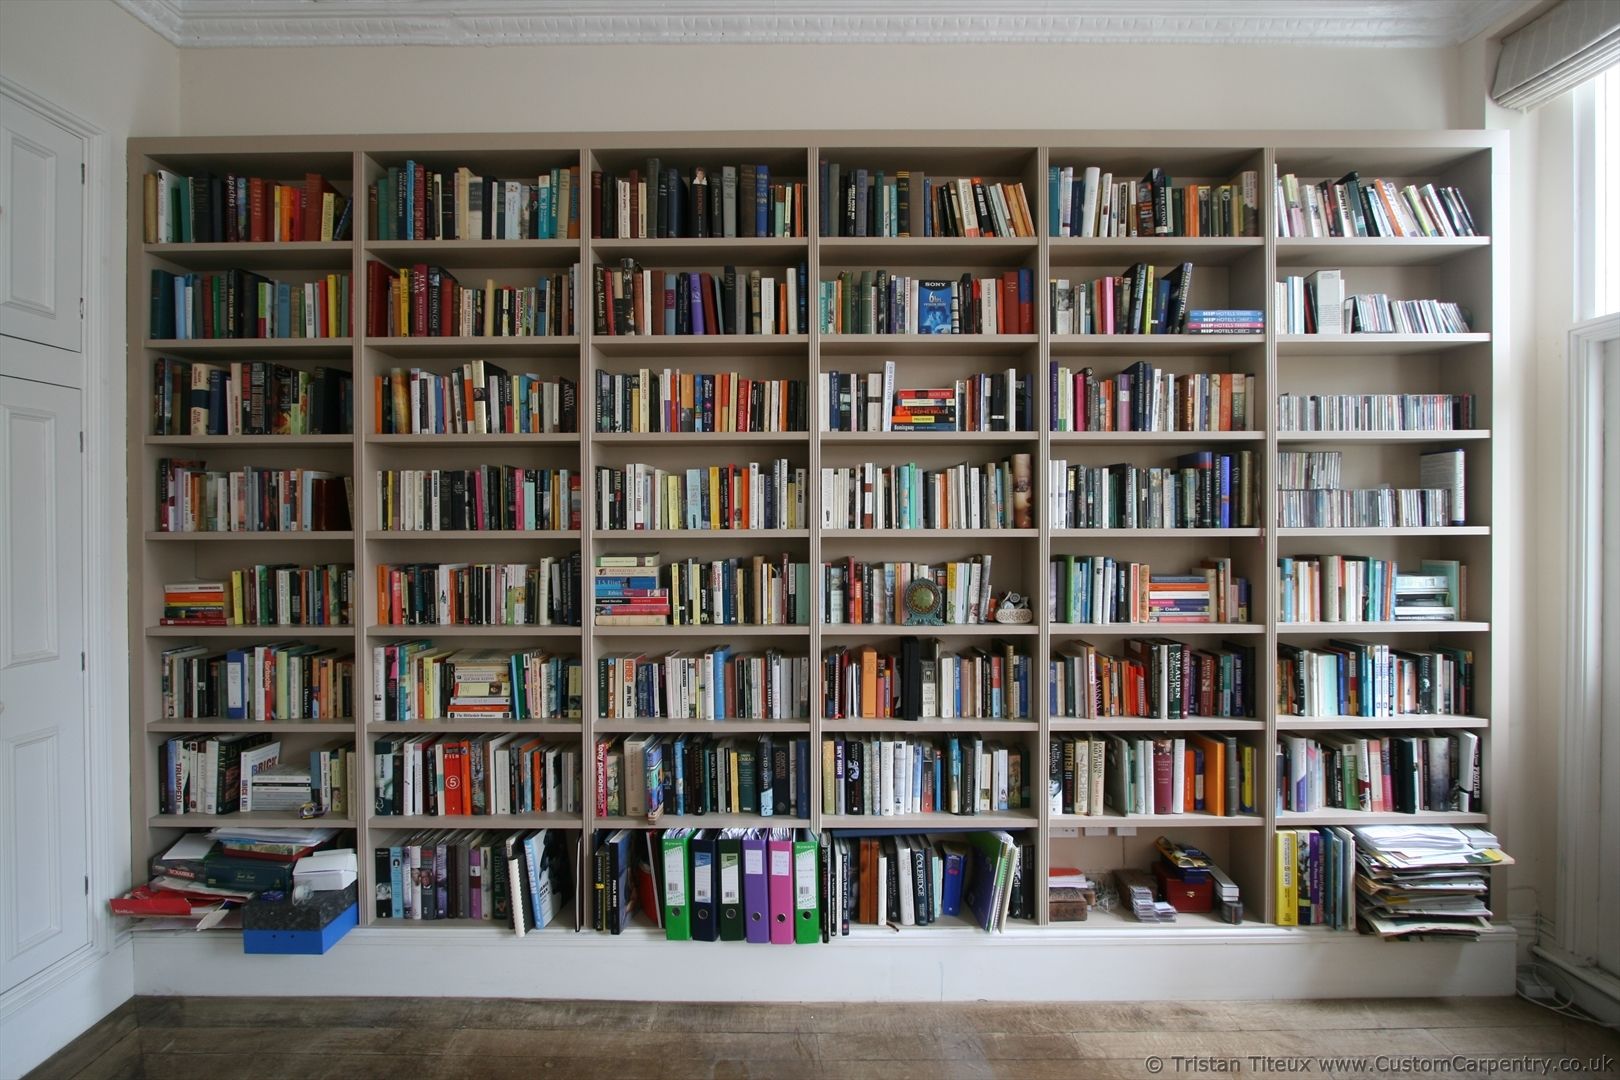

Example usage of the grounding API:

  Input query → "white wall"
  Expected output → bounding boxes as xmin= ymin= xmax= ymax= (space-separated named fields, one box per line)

xmin=177 ymin=42 xmax=1465 ymax=133
xmin=0 ymin=2 xmax=179 ymax=1076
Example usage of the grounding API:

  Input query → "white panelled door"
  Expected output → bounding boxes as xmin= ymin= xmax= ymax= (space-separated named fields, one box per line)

xmin=0 ymin=376 xmax=88 ymax=992
xmin=0 ymin=86 xmax=90 ymax=996
xmin=0 ymin=94 xmax=83 ymax=380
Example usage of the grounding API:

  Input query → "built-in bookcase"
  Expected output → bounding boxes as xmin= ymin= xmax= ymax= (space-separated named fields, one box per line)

xmin=129 ymin=130 xmax=1501 ymax=936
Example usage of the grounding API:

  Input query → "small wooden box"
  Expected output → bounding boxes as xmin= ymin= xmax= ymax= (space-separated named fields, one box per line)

xmin=1153 ymin=863 xmax=1215 ymax=913
xmin=1049 ymin=886 xmax=1096 ymax=921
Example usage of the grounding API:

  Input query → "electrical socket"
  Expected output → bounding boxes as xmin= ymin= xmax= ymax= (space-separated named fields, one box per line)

xmin=1516 ymin=968 xmax=1559 ymax=1002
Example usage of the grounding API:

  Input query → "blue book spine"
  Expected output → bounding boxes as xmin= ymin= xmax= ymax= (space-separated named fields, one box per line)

xmin=390 ymin=847 xmax=405 ymax=918
xmin=755 ymin=165 xmax=769 ymax=237
xmin=1047 ymin=166 xmax=1060 ymax=237
xmin=538 ymin=180 xmax=553 ymax=240
xmin=224 ymin=650 xmax=247 ymax=719
xmin=818 ymin=159 xmax=830 ymax=236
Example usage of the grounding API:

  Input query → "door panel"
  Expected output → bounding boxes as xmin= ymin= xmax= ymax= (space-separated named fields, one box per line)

xmin=0 ymin=91 xmax=83 ymax=379
xmin=0 ymin=376 xmax=88 ymax=992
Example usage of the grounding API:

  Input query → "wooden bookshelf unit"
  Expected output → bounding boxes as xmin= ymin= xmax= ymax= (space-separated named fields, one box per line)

xmin=127 ymin=130 xmax=1503 ymax=953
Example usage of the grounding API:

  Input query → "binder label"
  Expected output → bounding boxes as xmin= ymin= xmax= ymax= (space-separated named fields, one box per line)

xmin=664 ymin=848 xmax=687 ymax=904
xmin=745 ymin=848 xmax=764 ymax=876
xmin=771 ymin=849 xmax=790 ymax=876
xmin=795 ymin=849 xmax=816 ymax=909
xmin=693 ymin=860 xmax=712 ymax=902
xmin=719 ymin=853 xmax=741 ymax=902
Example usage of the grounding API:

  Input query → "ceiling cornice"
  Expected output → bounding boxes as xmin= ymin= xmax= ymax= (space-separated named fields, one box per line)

xmin=111 ymin=0 xmax=1535 ymax=49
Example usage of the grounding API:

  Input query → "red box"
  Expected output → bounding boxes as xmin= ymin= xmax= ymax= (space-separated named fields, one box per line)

xmin=1153 ymin=862 xmax=1215 ymax=913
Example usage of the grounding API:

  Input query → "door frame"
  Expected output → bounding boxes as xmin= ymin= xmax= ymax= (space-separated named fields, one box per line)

xmin=0 ymin=74 xmax=125 ymax=1011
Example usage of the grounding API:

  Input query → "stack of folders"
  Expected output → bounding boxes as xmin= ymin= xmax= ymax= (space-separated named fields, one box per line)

xmin=656 ymin=828 xmax=822 ymax=944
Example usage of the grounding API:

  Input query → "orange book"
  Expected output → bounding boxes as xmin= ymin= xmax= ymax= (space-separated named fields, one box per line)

xmin=859 ymin=646 xmax=878 ymax=718
xmin=1185 ymin=749 xmax=1196 ymax=811
xmin=1189 ymin=733 xmax=1226 ymax=815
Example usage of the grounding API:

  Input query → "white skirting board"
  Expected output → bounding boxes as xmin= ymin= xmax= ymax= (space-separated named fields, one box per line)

xmin=133 ymin=926 xmax=1516 ymax=1001
xmin=0 ymin=939 xmax=135 ymax=1079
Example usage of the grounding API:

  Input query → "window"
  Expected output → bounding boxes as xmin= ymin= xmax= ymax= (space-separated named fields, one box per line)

xmin=1577 ymin=64 xmax=1620 ymax=320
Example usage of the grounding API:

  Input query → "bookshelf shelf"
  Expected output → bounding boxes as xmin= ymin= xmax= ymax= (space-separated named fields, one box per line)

xmin=1274 ymin=236 xmax=1490 ymax=267
xmin=592 ymin=719 xmax=812 ymax=734
xmin=819 ymin=624 xmax=1039 ymax=639
xmin=819 ymin=719 xmax=1041 ymax=733
xmin=1047 ymin=236 xmax=1264 ymax=266
xmin=1277 ymin=526 xmax=1490 ymax=538
xmin=148 ymin=813 xmax=357 ymax=828
xmin=364 ymin=336 xmax=580 ymax=359
xmin=1049 ymin=335 xmax=1265 ymax=356
xmin=1052 ymin=812 xmax=1264 ymax=828
xmin=365 ymin=624 xmax=581 ymax=639
xmin=1050 ymin=623 xmax=1265 ymax=637
xmin=143 ymin=530 xmax=355 ymax=542
xmin=1276 ymin=809 xmax=1491 ymax=827
xmin=1277 ymin=715 xmax=1489 ymax=731
xmin=366 ymin=237 xmax=580 ymax=268
xmin=1276 ymin=429 xmax=1491 ymax=443
xmin=364 ymin=721 xmax=583 ymax=734
xmin=146 ymin=337 xmax=355 ymax=355
xmin=130 ymin=129 xmax=1503 ymax=944
xmin=597 ymin=814 xmax=812 ymax=830
xmin=148 ymin=719 xmax=357 ymax=733
xmin=144 ymin=240 xmax=354 ymax=271
xmin=1049 ymin=431 xmax=1262 ymax=445
xmin=1277 ymin=621 xmax=1489 ymax=635
xmin=366 ymin=432 xmax=579 ymax=446
xmin=145 ymin=624 xmax=353 ymax=638
xmin=591 ymin=335 xmax=809 ymax=358
xmin=143 ymin=434 xmax=354 ymax=447
xmin=590 ymin=236 xmax=808 ymax=263
xmin=1049 ymin=717 xmax=1265 ymax=733
xmin=1276 ymin=333 xmax=1491 ymax=356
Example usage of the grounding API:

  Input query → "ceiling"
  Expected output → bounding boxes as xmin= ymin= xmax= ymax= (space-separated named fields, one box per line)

xmin=114 ymin=0 xmax=1539 ymax=49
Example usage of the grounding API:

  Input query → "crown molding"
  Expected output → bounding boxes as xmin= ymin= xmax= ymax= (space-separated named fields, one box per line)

xmin=112 ymin=0 xmax=1536 ymax=50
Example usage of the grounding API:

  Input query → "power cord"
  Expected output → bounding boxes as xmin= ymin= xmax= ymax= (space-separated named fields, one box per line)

xmin=1516 ymin=961 xmax=1620 ymax=1030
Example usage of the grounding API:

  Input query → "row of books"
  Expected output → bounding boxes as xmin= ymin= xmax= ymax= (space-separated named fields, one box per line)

xmin=593 ymin=261 xmax=808 ymax=336
xmin=593 ymin=460 xmax=808 ymax=532
xmin=822 ymin=832 xmax=1031 ymax=934
xmin=162 ymin=565 xmax=354 ymax=628
xmin=823 ymin=735 xmax=1031 ymax=817
xmin=821 ymin=166 xmax=1035 ymax=239
xmin=822 ymin=556 xmax=1001 ymax=626
xmin=159 ymin=644 xmax=354 ymax=722
xmin=364 ymin=262 xmax=576 ymax=338
xmin=1050 ymin=362 xmax=1255 ymax=434
xmin=375 ymin=558 xmax=583 ymax=627
xmin=1048 ymin=263 xmax=1195 ymax=336
xmin=375 ymin=466 xmax=582 ymax=532
xmin=143 ymin=170 xmax=349 ymax=244
xmin=1277 ymin=487 xmax=1455 ymax=530
xmin=152 ymin=359 xmax=352 ymax=436
xmin=818 ymin=270 xmax=1034 ymax=335
xmin=1050 ymin=166 xmax=1260 ymax=238
xmin=1049 ymin=638 xmax=1257 ymax=720
xmin=1048 ymin=451 xmax=1258 ymax=530
xmin=1345 ymin=295 xmax=1471 ymax=335
xmin=371 ymin=643 xmax=584 ymax=722
xmin=660 ymin=828 xmax=820 ymax=942
xmin=818 ymin=366 xmax=1034 ymax=433
xmin=1276 ymin=827 xmax=1356 ymax=929
xmin=1049 ymin=556 xmax=1251 ymax=627
xmin=822 ymin=640 xmax=1032 ymax=722
xmin=1049 ymin=732 xmax=1258 ymax=817
xmin=594 ymin=556 xmax=812 ymax=628
xmin=156 ymin=459 xmax=351 ymax=533
xmin=597 ymin=649 xmax=812 ymax=721
xmin=593 ymin=369 xmax=807 ymax=434
xmin=1276 ymin=393 xmax=1477 ymax=433
xmin=1276 ymin=269 xmax=1346 ymax=334
xmin=1273 ymin=171 xmax=1478 ymax=239
xmin=372 ymin=733 xmax=580 ymax=817
xmin=371 ymin=164 xmax=580 ymax=241
xmin=820 ymin=457 xmax=1033 ymax=531
xmin=158 ymin=735 xmax=350 ymax=816
xmin=1278 ymin=731 xmax=1482 ymax=814
xmin=1278 ymin=642 xmax=1475 ymax=718
xmin=1277 ymin=556 xmax=1466 ymax=624
xmin=1278 ymin=448 xmax=1465 ymax=523
xmin=375 ymin=366 xmax=578 ymax=435
xmin=593 ymin=162 xmax=801 ymax=239
xmin=373 ymin=829 xmax=571 ymax=930
xmin=596 ymin=733 xmax=812 ymax=820
xmin=150 ymin=269 xmax=351 ymax=341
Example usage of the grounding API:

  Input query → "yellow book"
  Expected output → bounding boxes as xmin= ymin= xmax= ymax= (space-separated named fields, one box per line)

xmin=1275 ymin=830 xmax=1299 ymax=926
xmin=822 ymin=738 xmax=837 ymax=814
xmin=728 ymin=750 xmax=741 ymax=813
xmin=708 ymin=466 xmax=721 ymax=530
xmin=483 ymin=279 xmax=496 ymax=338
xmin=396 ymin=268 xmax=409 ymax=337
xmin=321 ymin=191 xmax=336 ymax=242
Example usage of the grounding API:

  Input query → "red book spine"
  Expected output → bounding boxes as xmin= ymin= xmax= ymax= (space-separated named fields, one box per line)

xmin=249 ymin=178 xmax=267 ymax=242
xmin=1153 ymin=739 xmax=1173 ymax=811
xmin=1001 ymin=271 xmax=1018 ymax=335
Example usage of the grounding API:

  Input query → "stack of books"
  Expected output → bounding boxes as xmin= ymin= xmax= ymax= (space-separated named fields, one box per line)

xmin=1184 ymin=308 xmax=1264 ymax=335
xmin=162 ymin=582 xmax=227 ymax=626
xmin=594 ymin=555 xmax=668 ymax=626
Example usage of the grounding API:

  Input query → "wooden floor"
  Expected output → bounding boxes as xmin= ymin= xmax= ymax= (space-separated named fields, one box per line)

xmin=26 ymin=996 xmax=1619 ymax=1079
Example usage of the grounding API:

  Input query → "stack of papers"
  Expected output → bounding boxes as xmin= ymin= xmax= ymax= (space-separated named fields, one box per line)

xmin=1353 ymin=826 xmax=1512 ymax=939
